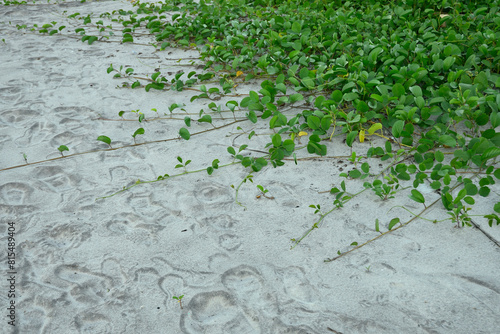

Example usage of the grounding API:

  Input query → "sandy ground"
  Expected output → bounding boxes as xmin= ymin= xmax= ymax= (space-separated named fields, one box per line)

xmin=1 ymin=1 xmax=500 ymax=333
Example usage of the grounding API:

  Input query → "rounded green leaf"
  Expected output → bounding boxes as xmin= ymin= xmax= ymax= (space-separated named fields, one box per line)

xmin=392 ymin=83 xmax=405 ymax=98
xmin=97 ymin=135 xmax=111 ymax=145
xmin=349 ymin=169 xmax=362 ymax=179
xmin=356 ymin=100 xmax=369 ymax=113
xmin=479 ymin=186 xmax=490 ymax=197
xmin=249 ymin=90 xmax=259 ymax=102
xmin=199 ymin=115 xmax=212 ymax=124
xmin=434 ymin=150 xmax=444 ymax=162
xmin=409 ymin=85 xmax=423 ymax=97
xmin=179 ymin=127 xmax=190 ymax=140
xmin=409 ymin=189 xmax=425 ymax=204
xmin=247 ymin=110 xmax=257 ymax=123
xmin=465 ymin=182 xmax=478 ymax=195
xmin=392 ymin=120 xmax=404 ymax=138
xmin=438 ymin=135 xmax=456 ymax=147
xmin=415 ymin=96 xmax=425 ymax=109
xmin=331 ymin=90 xmax=343 ymax=103
xmin=132 ymin=128 xmax=145 ymax=138
xmin=58 ymin=145 xmax=69 ymax=153
xmin=272 ymin=133 xmax=282 ymax=147
xmin=443 ymin=56 xmax=455 ymax=71
xmin=463 ymin=196 xmax=475 ymax=205
xmin=307 ymin=115 xmax=321 ymax=130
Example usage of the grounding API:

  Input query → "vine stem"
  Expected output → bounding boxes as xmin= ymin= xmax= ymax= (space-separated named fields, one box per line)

xmin=324 ymin=196 xmax=442 ymax=262
xmin=323 ymin=177 xmax=484 ymax=262
xmin=96 ymin=161 xmax=238 ymax=200
xmin=291 ymin=188 xmax=368 ymax=249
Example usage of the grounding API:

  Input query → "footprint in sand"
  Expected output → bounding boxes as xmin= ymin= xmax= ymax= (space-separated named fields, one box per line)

xmin=0 ymin=182 xmax=35 ymax=205
xmin=221 ymin=265 xmax=273 ymax=308
xmin=193 ymin=182 xmax=233 ymax=205
xmin=74 ymin=312 xmax=114 ymax=333
xmin=180 ymin=291 xmax=257 ymax=334
xmin=53 ymin=264 xmax=113 ymax=305
xmin=278 ymin=267 xmax=318 ymax=305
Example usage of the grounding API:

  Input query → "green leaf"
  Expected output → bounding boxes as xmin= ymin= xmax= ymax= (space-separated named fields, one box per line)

xmin=415 ymin=96 xmax=425 ymax=109
xmin=198 ymin=114 xmax=212 ymax=124
xmin=481 ymin=147 xmax=500 ymax=161
xmin=97 ymin=135 xmax=111 ymax=146
xmin=495 ymin=203 xmax=500 ymax=213
xmin=227 ymin=147 xmax=236 ymax=155
xmin=289 ymin=93 xmax=304 ymax=103
xmin=247 ymin=110 xmax=257 ymax=123
xmin=272 ymin=133 xmax=282 ymax=147
xmin=368 ymin=47 xmax=383 ymax=65
xmin=438 ymin=135 xmax=456 ymax=147
xmin=249 ymin=90 xmax=259 ymax=102
xmin=346 ymin=131 xmax=358 ymax=147
xmin=463 ymin=196 xmax=475 ymax=205
xmin=392 ymin=120 xmax=404 ymax=138
xmin=179 ymin=127 xmax=190 ymax=140
xmin=307 ymin=115 xmax=321 ymax=130
xmin=409 ymin=189 xmax=425 ymax=204
xmin=356 ymin=100 xmax=369 ymax=113
xmin=434 ymin=150 xmax=444 ymax=162
xmin=479 ymin=186 xmax=490 ymax=197
xmin=409 ymin=85 xmax=422 ymax=97
xmin=132 ymin=128 xmax=145 ymax=138
xmin=58 ymin=145 xmax=69 ymax=153
xmin=361 ymin=162 xmax=370 ymax=173
xmin=392 ymin=83 xmax=405 ymax=97
xmin=388 ymin=218 xmax=400 ymax=230
xmin=375 ymin=219 xmax=380 ymax=232
xmin=494 ymin=168 xmax=500 ymax=179
xmin=184 ymin=116 xmax=191 ymax=127
xmin=349 ymin=169 xmax=362 ymax=179
xmin=331 ymin=90 xmax=343 ymax=103
xmin=385 ymin=140 xmax=392 ymax=153
xmin=443 ymin=56 xmax=455 ymax=71
xmin=343 ymin=92 xmax=359 ymax=101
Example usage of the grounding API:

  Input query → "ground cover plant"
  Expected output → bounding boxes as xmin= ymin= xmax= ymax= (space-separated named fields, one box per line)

xmin=4 ymin=0 xmax=500 ymax=260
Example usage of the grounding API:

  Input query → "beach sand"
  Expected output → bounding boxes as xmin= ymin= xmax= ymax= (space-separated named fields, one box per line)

xmin=1 ymin=1 xmax=500 ymax=333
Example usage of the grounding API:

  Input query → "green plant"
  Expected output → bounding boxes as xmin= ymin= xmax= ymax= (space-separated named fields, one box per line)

xmin=57 ymin=145 xmax=69 ymax=156
xmin=97 ymin=136 xmax=112 ymax=148
xmin=8 ymin=0 xmax=499 ymax=263
xmin=172 ymin=295 xmax=184 ymax=309
xmin=256 ymin=184 xmax=274 ymax=199
xmin=174 ymin=156 xmax=191 ymax=173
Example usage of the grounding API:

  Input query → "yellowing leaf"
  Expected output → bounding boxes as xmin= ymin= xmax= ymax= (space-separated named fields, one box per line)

xmin=236 ymin=71 xmax=243 ymax=77
xmin=298 ymin=131 xmax=308 ymax=137
xmin=359 ymin=129 xmax=365 ymax=143
xmin=367 ymin=122 xmax=383 ymax=135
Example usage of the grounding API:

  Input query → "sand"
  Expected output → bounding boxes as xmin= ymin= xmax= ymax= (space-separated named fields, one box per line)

xmin=1 ymin=1 xmax=500 ymax=333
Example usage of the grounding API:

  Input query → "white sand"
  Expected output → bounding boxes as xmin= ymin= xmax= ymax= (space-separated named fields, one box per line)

xmin=1 ymin=1 xmax=500 ymax=333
